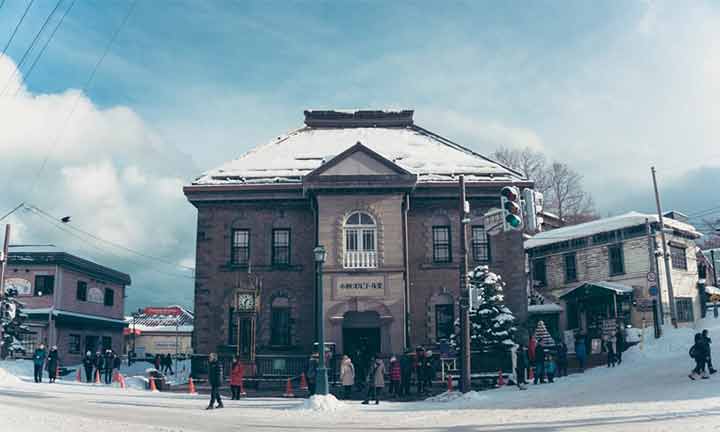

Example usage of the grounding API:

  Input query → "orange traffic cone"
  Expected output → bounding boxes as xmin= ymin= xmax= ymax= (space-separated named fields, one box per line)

xmin=282 ymin=378 xmax=295 ymax=397
xmin=95 ymin=369 xmax=101 ymax=384
xmin=76 ymin=369 xmax=82 ymax=383
xmin=118 ymin=373 xmax=126 ymax=389
xmin=528 ymin=366 xmax=534 ymax=381
xmin=149 ymin=376 xmax=158 ymax=392
xmin=497 ymin=370 xmax=505 ymax=387
xmin=188 ymin=377 xmax=197 ymax=394
xmin=447 ymin=375 xmax=453 ymax=391
xmin=299 ymin=373 xmax=309 ymax=391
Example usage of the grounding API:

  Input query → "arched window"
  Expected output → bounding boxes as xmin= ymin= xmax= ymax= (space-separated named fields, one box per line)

xmin=270 ymin=297 xmax=291 ymax=346
xmin=344 ymin=211 xmax=377 ymax=268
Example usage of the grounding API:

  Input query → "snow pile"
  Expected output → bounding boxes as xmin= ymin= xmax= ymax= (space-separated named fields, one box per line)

xmin=0 ymin=366 xmax=22 ymax=385
xmin=295 ymin=394 xmax=346 ymax=412
xmin=425 ymin=390 xmax=488 ymax=407
xmin=0 ymin=359 xmax=34 ymax=380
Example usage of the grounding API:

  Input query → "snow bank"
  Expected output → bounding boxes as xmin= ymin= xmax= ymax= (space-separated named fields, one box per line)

xmin=0 ymin=359 xmax=34 ymax=380
xmin=425 ymin=390 xmax=489 ymax=407
xmin=295 ymin=395 xmax=346 ymax=412
xmin=0 ymin=366 xmax=22 ymax=385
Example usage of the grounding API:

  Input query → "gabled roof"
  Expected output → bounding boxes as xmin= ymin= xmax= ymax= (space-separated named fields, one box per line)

xmin=192 ymin=110 xmax=527 ymax=186
xmin=305 ymin=141 xmax=415 ymax=178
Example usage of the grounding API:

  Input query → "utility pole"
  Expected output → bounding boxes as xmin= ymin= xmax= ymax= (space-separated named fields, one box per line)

xmin=0 ymin=225 xmax=10 ymax=352
xmin=651 ymin=166 xmax=678 ymax=327
xmin=645 ymin=219 xmax=662 ymax=336
xmin=458 ymin=176 xmax=471 ymax=393
xmin=711 ymin=249 xmax=718 ymax=288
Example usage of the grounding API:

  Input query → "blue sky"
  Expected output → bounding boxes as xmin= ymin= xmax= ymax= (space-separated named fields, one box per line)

xmin=1 ymin=0 xmax=719 ymax=310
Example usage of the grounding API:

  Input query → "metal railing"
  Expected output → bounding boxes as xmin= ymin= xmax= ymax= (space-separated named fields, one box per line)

xmin=344 ymin=251 xmax=377 ymax=269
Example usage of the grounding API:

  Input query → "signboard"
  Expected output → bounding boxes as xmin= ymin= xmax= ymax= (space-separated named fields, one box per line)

xmin=144 ymin=307 xmax=182 ymax=316
xmin=635 ymin=298 xmax=655 ymax=312
xmin=483 ymin=208 xmax=504 ymax=235
xmin=646 ymin=272 xmax=657 ymax=283
xmin=4 ymin=278 xmax=32 ymax=296
xmin=648 ymin=286 xmax=659 ymax=296
xmin=88 ymin=287 xmax=104 ymax=304
xmin=335 ymin=276 xmax=384 ymax=298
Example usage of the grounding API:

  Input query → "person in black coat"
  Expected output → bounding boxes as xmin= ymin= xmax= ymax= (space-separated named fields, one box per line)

xmin=103 ymin=350 xmax=114 ymax=384
xmin=82 ymin=351 xmax=94 ymax=382
xmin=206 ymin=353 xmax=223 ymax=410
xmin=533 ymin=344 xmax=546 ymax=384
xmin=690 ymin=333 xmax=710 ymax=380
xmin=399 ymin=351 xmax=413 ymax=397
xmin=556 ymin=341 xmax=568 ymax=377
xmin=516 ymin=345 xmax=528 ymax=388
xmin=32 ymin=344 xmax=47 ymax=383
xmin=702 ymin=329 xmax=717 ymax=374
xmin=615 ymin=326 xmax=626 ymax=365
xmin=93 ymin=351 xmax=103 ymax=382
xmin=46 ymin=346 xmax=59 ymax=383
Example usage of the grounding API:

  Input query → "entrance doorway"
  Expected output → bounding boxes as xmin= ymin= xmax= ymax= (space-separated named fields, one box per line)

xmin=342 ymin=311 xmax=381 ymax=376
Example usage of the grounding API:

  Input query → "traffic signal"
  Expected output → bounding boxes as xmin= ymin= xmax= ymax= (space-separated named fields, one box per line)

xmin=500 ymin=186 xmax=523 ymax=231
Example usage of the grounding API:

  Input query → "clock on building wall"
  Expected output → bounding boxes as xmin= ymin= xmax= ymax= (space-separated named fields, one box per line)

xmin=237 ymin=293 xmax=256 ymax=311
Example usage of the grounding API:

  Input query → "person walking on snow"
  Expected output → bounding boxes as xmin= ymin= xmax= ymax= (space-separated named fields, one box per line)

xmin=533 ymin=343 xmax=546 ymax=384
xmin=690 ymin=333 xmax=710 ymax=380
xmin=615 ymin=325 xmax=626 ymax=365
xmin=229 ymin=357 xmax=244 ymax=400
xmin=702 ymin=329 xmax=717 ymax=374
xmin=33 ymin=344 xmax=46 ymax=383
xmin=82 ymin=351 xmax=94 ymax=382
xmin=557 ymin=341 xmax=568 ymax=377
xmin=306 ymin=352 xmax=319 ymax=396
xmin=604 ymin=335 xmax=616 ymax=368
xmin=362 ymin=355 xmax=385 ymax=405
xmin=575 ymin=337 xmax=587 ymax=372
xmin=47 ymin=346 xmax=59 ymax=383
xmin=389 ymin=356 xmax=401 ymax=398
xmin=206 ymin=353 xmax=223 ymax=409
xmin=339 ymin=355 xmax=355 ymax=400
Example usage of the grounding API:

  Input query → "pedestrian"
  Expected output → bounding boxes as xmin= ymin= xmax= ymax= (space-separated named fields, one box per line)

xmin=528 ymin=335 xmax=537 ymax=364
xmin=93 ymin=351 xmax=103 ymax=382
xmin=575 ymin=337 xmax=587 ymax=372
xmin=545 ymin=354 xmax=557 ymax=383
xmin=306 ymin=352 xmax=319 ymax=396
xmin=389 ymin=356 xmax=401 ymax=398
xmin=533 ymin=343 xmax=546 ymax=384
xmin=399 ymin=350 xmax=412 ymax=397
xmin=414 ymin=346 xmax=425 ymax=394
xmin=206 ymin=353 xmax=223 ymax=409
xmin=615 ymin=325 xmax=626 ymax=365
xmin=362 ymin=356 xmax=385 ymax=405
xmin=516 ymin=345 xmax=528 ymax=389
xmin=689 ymin=333 xmax=710 ymax=380
xmin=702 ymin=329 xmax=717 ymax=374
xmin=421 ymin=351 xmax=434 ymax=395
xmin=557 ymin=341 xmax=568 ymax=377
xmin=339 ymin=355 xmax=355 ymax=400
xmin=47 ymin=346 xmax=59 ymax=383
xmin=112 ymin=351 xmax=121 ymax=382
xmin=104 ymin=350 xmax=114 ymax=384
xmin=154 ymin=354 xmax=161 ymax=371
xmin=229 ymin=357 xmax=244 ymax=400
xmin=165 ymin=354 xmax=175 ymax=375
xmin=33 ymin=344 xmax=46 ymax=383
xmin=82 ymin=351 xmax=94 ymax=382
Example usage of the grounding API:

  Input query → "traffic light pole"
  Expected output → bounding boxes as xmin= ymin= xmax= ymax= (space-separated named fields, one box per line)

xmin=458 ymin=176 xmax=471 ymax=393
xmin=651 ymin=167 xmax=678 ymax=328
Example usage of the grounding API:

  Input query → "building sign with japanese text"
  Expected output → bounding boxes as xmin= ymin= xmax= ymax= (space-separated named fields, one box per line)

xmin=335 ymin=276 xmax=385 ymax=298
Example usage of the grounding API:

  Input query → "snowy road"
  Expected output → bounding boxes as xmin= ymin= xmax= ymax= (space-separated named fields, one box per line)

xmin=3 ymin=324 xmax=720 ymax=431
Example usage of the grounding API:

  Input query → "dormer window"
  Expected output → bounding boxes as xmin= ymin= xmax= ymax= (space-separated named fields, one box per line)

xmin=344 ymin=211 xmax=377 ymax=269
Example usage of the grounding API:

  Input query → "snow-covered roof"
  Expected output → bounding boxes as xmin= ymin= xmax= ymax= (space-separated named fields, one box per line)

xmin=528 ymin=303 xmax=564 ymax=314
xmin=125 ymin=306 xmax=194 ymax=329
xmin=192 ymin=110 xmax=526 ymax=185
xmin=559 ymin=281 xmax=634 ymax=298
xmin=705 ymin=286 xmax=720 ymax=296
xmin=525 ymin=211 xmax=701 ymax=249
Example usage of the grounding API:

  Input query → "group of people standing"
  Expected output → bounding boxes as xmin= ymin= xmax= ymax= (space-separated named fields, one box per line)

xmin=154 ymin=353 xmax=175 ymax=375
xmin=515 ymin=339 xmax=569 ymax=389
xmin=32 ymin=344 xmax=60 ymax=383
xmin=689 ymin=329 xmax=717 ymax=380
xmin=82 ymin=349 xmax=122 ymax=384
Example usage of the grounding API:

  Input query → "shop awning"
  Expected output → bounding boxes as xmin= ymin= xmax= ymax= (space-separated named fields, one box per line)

xmin=559 ymin=281 xmax=634 ymax=300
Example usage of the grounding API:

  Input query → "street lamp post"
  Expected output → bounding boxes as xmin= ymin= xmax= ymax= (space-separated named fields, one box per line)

xmin=313 ymin=245 xmax=329 ymax=396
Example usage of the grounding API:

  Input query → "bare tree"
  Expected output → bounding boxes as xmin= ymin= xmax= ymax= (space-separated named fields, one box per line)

xmin=546 ymin=162 xmax=595 ymax=224
xmin=492 ymin=147 xmax=550 ymax=195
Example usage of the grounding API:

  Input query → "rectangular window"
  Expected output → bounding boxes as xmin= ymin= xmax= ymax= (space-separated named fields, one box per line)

xmin=104 ymin=288 xmax=114 ymax=307
xmin=435 ymin=304 xmax=455 ymax=341
xmin=609 ymin=244 xmax=625 ymax=276
xmin=76 ymin=281 xmax=87 ymax=301
xmin=533 ymin=258 xmax=547 ymax=287
xmin=101 ymin=336 xmax=112 ymax=351
xmin=362 ymin=229 xmax=375 ymax=251
xmin=271 ymin=307 xmax=291 ymax=346
xmin=676 ymin=297 xmax=694 ymax=322
xmin=231 ymin=229 xmax=250 ymax=265
xmin=34 ymin=275 xmax=54 ymax=296
xmin=471 ymin=225 xmax=490 ymax=263
xmin=346 ymin=229 xmax=358 ymax=251
xmin=432 ymin=226 xmax=452 ymax=263
xmin=85 ymin=335 xmax=98 ymax=353
xmin=272 ymin=229 xmax=291 ymax=266
xmin=564 ymin=253 xmax=578 ymax=283
xmin=69 ymin=334 xmax=81 ymax=354
xmin=670 ymin=245 xmax=688 ymax=270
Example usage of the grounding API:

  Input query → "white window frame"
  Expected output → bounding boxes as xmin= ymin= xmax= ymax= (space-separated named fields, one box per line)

xmin=343 ymin=212 xmax=378 ymax=268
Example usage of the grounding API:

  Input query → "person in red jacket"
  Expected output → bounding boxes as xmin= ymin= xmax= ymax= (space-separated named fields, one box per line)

xmin=230 ymin=357 xmax=245 ymax=400
xmin=389 ymin=356 xmax=401 ymax=398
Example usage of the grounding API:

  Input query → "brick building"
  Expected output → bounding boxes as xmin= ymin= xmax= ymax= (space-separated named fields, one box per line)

xmin=4 ymin=251 xmax=130 ymax=363
xmin=184 ymin=110 xmax=530 ymax=365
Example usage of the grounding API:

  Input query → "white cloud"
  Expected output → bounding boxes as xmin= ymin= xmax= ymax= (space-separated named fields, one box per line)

xmin=0 ymin=54 xmax=196 ymax=310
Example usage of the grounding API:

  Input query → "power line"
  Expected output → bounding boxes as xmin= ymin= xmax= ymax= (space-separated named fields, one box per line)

xmin=0 ymin=0 xmax=6 ymax=12
xmin=25 ymin=204 xmax=195 ymax=273
xmin=0 ymin=202 xmax=25 ymax=223
xmin=1 ymin=0 xmax=35 ymax=58
xmin=29 ymin=0 xmax=137 ymax=196
xmin=0 ymin=0 xmax=63 ymax=96
xmin=13 ymin=0 xmax=76 ymax=96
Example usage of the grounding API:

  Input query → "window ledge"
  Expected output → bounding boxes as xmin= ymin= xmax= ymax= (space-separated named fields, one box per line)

xmin=219 ymin=264 xmax=304 ymax=272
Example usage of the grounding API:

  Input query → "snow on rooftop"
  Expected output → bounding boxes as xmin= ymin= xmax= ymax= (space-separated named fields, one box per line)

xmin=193 ymin=111 xmax=525 ymax=185
xmin=525 ymin=211 xmax=701 ymax=249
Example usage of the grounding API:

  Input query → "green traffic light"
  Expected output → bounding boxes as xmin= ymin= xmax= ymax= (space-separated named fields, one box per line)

xmin=506 ymin=214 xmax=522 ymax=228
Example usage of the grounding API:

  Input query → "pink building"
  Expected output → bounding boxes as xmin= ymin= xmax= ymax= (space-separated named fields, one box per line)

xmin=4 ymin=251 xmax=131 ymax=364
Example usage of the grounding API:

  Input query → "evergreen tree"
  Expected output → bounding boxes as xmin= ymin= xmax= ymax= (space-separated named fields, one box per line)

xmin=1 ymin=287 xmax=27 ymax=359
xmin=466 ymin=265 xmax=517 ymax=351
